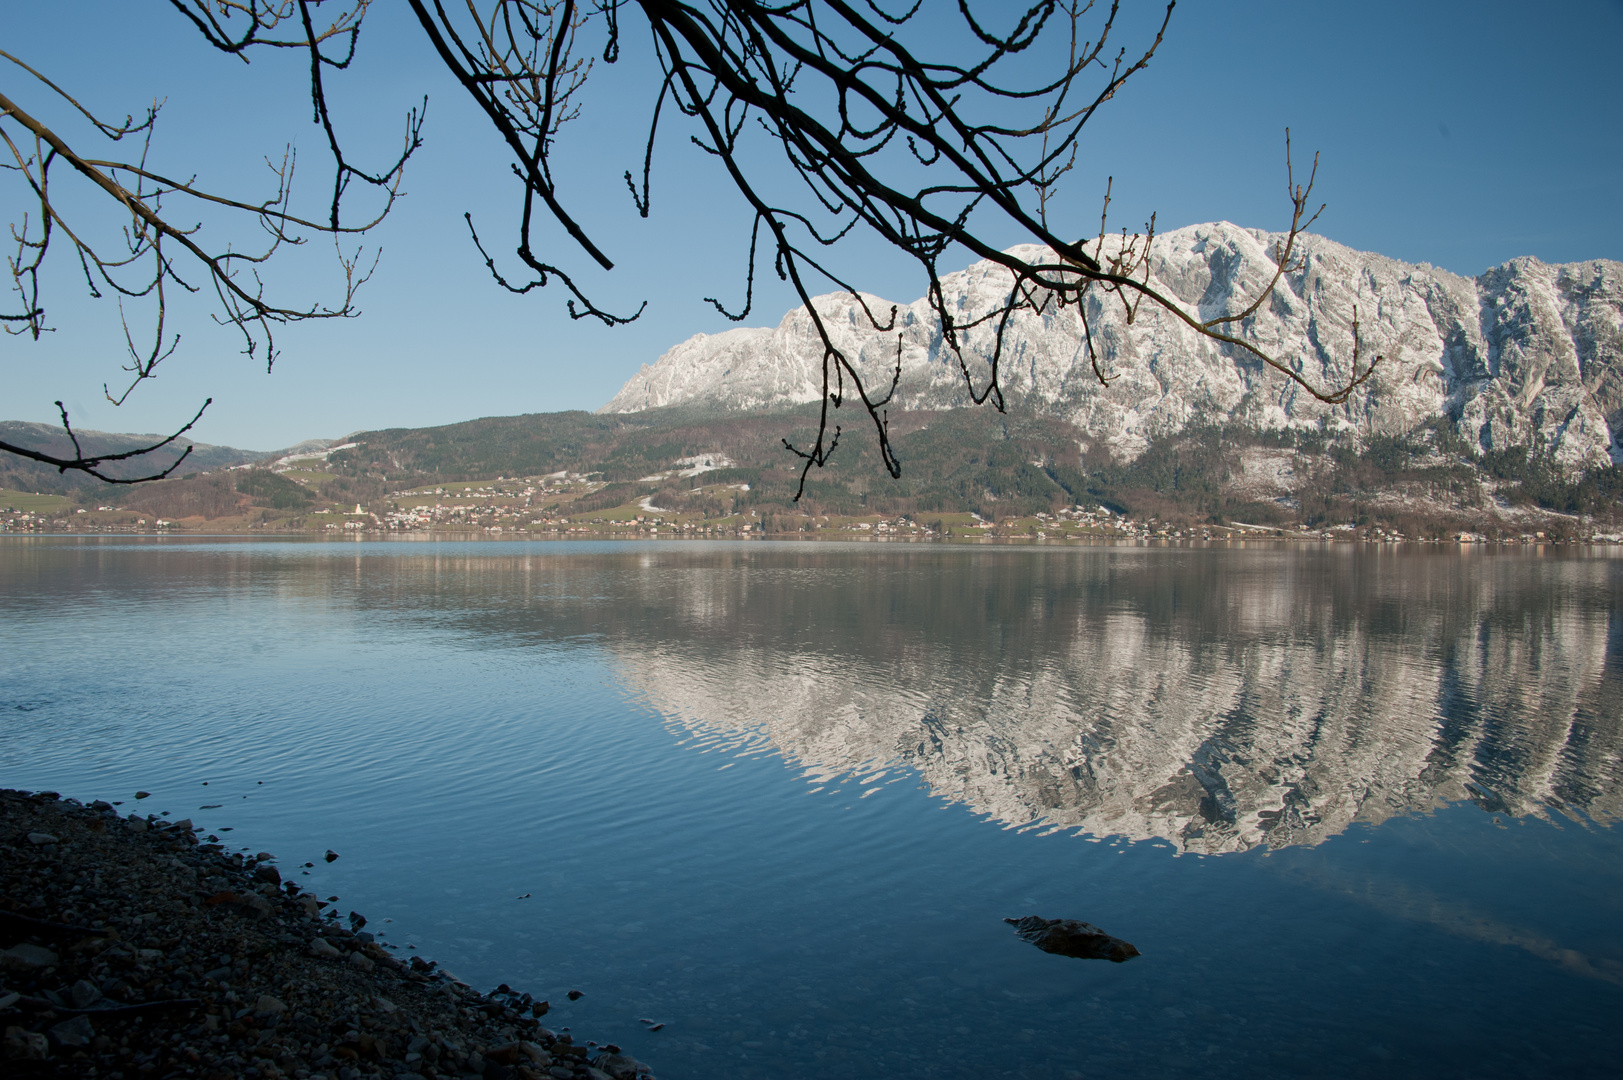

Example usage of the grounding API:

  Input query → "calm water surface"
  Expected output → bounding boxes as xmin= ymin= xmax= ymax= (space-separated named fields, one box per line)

xmin=2 ymin=537 xmax=1621 ymax=1079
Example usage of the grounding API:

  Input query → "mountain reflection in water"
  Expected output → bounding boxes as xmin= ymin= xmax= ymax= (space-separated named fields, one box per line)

xmin=603 ymin=544 xmax=1623 ymax=853
xmin=6 ymin=538 xmax=1623 ymax=1078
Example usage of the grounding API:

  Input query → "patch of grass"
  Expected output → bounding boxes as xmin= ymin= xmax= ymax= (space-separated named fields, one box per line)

xmin=0 ymin=489 xmax=77 ymax=512
xmin=573 ymin=503 xmax=647 ymax=522
xmin=276 ymin=469 xmax=332 ymax=486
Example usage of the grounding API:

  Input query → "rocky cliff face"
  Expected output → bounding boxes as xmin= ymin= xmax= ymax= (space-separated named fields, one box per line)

xmin=601 ymin=224 xmax=1623 ymax=469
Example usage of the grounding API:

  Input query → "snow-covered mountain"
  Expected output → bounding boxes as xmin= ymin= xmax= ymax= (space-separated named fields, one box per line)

xmin=601 ymin=223 xmax=1623 ymax=468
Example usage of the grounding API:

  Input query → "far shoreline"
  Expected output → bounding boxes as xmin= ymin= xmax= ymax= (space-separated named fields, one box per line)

xmin=2 ymin=530 xmax=1618 ymax=548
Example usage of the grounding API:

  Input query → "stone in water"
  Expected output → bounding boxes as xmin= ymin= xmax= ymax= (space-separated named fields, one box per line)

xmin=1004 ymin=915 xmax=1140 ymax=962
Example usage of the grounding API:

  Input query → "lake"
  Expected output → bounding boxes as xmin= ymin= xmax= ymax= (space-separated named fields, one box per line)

xmin=2 ymin=537 xmax=1620 ymax=1079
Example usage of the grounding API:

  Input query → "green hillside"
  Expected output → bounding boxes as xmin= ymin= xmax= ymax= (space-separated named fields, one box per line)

xmin=6 ymin=404 xmax=1621 ymax=539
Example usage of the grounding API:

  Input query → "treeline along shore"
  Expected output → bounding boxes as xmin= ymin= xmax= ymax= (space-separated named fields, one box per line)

xmin=0 ymin=789 xmax=655 ymax=1080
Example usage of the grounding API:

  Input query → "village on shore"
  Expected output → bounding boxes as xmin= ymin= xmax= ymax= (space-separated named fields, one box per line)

xmin=2 ymin=466 xmax=1604 ymax=547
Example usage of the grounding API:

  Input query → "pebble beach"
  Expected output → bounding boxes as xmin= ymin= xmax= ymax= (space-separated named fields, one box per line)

xmin=0 ymin=788 xmax=655 ymax=1080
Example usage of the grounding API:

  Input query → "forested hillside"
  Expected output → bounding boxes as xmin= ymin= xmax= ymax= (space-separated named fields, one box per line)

xmin=8 ymin=401 xmax=1621 ymax=540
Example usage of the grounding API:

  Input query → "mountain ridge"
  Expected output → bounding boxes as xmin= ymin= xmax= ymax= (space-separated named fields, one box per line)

xmin=600 ymin=223 xmax=1623 ymax=472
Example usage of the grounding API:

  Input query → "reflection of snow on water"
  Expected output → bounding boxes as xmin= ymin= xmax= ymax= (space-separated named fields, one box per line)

xmin=616 ymin=561 xmax=1623 ymax=856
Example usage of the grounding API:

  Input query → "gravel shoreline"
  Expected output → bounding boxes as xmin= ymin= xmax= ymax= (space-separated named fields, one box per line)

xmin=0 ymin=788 xmax=655 ymax=1080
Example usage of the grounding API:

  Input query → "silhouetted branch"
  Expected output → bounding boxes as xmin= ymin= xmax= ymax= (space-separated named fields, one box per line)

xmin=1 ymin=3 xmax=419 ymax=479
xmin=5 ymin=1 xmax=1378 ymax=493
xmin=0 ymin=399 xmax=211 ymax=484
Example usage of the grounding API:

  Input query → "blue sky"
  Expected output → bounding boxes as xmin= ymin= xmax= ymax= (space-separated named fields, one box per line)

xmin=4 ymin=1 xmax=1620 ymax=450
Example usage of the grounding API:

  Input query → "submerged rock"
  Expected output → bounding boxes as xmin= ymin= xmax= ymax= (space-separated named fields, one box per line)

xmin=47 ymin=1015 xmax=94 ymax=1047
xmin=1004 ymin=916 xmax=1140 ymax=962
xmin=5 ymin=1027 xmax=49 ymax=1060
xmin=69 ymin=979 xmax=101 ymax=1009
xmin=1 ymin=942 xmax=59 ymax=969
xmin=594 ymin=1050 xmax=653 ymax=1078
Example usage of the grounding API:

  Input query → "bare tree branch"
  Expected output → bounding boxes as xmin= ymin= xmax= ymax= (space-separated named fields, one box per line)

xmin=4 ymin=1 xmax=1380 ymax=494
xmin=1 ymin=4 xmax=421 ymax=479
xmin=0 ymin=399 xmax=212 ymax=484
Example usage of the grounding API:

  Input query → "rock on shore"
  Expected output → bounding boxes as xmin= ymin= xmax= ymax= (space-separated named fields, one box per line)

xmin=0 ymin=789 xmax=654 ymax=1080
